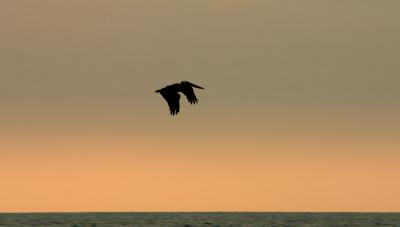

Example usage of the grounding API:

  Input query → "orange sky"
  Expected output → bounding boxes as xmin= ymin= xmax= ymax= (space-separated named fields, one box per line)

xmin=1 ymin=125 xmax=399 ymax=212
xmin=1 ymin=1 xmax=400 ymax=212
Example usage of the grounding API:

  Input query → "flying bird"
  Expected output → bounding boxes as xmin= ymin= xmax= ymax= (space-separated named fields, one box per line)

xmin=155 ymin=81 xmax=204 ymax=116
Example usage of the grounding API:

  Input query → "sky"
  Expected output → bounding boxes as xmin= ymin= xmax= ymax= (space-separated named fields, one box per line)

xmin=1 ymin=0 xmax=399 ymax=212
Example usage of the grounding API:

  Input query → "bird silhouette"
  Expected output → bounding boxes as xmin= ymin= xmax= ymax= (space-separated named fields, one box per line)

xmin=155 ymin=81 xmax=204 ymax=116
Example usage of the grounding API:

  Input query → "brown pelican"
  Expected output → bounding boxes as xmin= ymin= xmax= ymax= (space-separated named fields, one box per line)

xmin=155 ymin=81 xmax=204 ymax=116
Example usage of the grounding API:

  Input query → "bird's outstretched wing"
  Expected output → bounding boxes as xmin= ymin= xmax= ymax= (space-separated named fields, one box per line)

xmin=180 ymin=81 xmax=204 ymax=104
xmin=160 ymin=91 xmax=180 ymax=115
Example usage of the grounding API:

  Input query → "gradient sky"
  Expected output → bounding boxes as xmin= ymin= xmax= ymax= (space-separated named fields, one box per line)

xmin=1 ymin=1 xmax=399 ymax=212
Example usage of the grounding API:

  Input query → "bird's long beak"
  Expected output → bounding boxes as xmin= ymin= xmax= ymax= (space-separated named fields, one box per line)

xmin=155 ymin=89 xmax=160 ymax=93
xmin=189 ymin=82 xmax=204 ymax=89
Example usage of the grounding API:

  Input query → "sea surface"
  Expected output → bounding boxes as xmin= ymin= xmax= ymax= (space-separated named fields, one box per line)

xmin=0 ymin=212 xmax=399 ymax=227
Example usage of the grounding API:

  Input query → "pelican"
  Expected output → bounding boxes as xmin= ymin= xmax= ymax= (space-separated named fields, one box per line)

xmin=155 ymin=81 xmax=204 ymax=116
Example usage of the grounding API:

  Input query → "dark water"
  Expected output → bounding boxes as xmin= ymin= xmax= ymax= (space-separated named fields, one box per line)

xmin=0 ymin=212 xmax=399 ymax=227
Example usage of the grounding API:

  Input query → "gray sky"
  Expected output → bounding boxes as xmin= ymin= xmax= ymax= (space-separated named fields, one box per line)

xmin=2 ymin=1 xmax=399 ymax=119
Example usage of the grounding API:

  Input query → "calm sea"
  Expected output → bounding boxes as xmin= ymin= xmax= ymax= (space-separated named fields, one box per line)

xmin=0 ymin=212 xmax=399 ymax=227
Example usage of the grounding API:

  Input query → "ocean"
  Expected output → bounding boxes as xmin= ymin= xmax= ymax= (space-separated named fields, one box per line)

xmin=0 ymin=212 xmax=399 ymax=227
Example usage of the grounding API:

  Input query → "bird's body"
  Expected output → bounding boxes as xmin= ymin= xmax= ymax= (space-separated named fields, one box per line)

xmin=155 ymin=81 xmax=204 ymax=115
